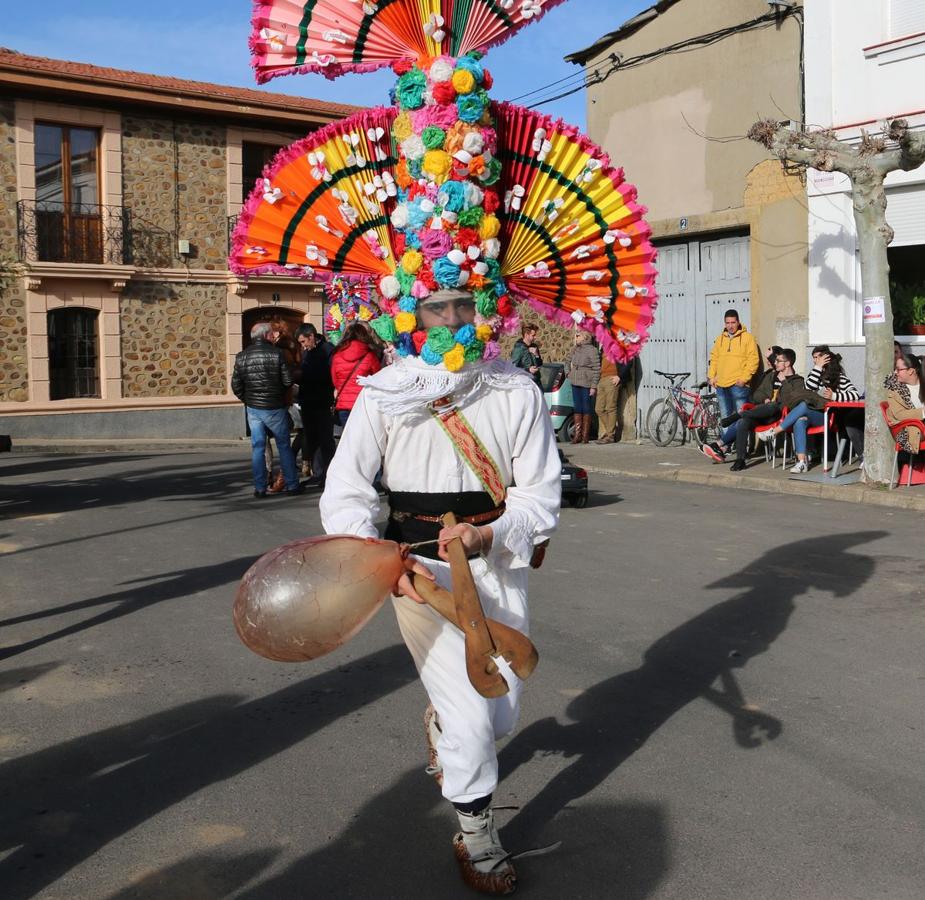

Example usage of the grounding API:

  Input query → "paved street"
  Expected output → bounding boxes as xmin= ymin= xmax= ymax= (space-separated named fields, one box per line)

xmin=1 ymin=450 xmax=924 ymax=900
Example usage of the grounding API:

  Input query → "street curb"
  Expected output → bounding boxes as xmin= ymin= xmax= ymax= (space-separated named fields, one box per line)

xmin=10 ymin=439 xmax=246 ymax=454
xmin=581 ymin=462 xmax=925 ymax=512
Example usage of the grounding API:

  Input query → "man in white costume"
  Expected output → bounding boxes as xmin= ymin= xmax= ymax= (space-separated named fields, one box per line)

xmin=320 ymin=290 xmax=561 ymax=895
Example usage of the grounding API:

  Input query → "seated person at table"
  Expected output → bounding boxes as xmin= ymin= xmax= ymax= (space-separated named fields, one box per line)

xmin=806 ymin=345 xmax=863 ymax=459
xmin=757 ymin=356 xmax=835 ymax=474
xmin=887 ymin=352 xmax=925 ymax=483
xmin=702 ymin=345 xmax=786 ymax=469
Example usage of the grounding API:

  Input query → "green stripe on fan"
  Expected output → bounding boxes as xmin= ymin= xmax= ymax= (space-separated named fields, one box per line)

xmin=295 ymin=0 xmax=320 ymax=65
xmin=450 ymin=0 xmax=476 ymax=55
xmin=496 ymin=147 xmax=622 ymax=309
xmin=334 ymin=216 xmax=389 ymax=269
xmin=354 ymin=0 xmax=401 ymax=62
xmin=498 ymin=211 xmax=568 ymax=306
xmin=277 ymin=155 xmax=397 ymax=264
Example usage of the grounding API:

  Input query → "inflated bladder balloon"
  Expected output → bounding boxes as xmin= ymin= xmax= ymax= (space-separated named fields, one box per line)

xmin=234 ymin=535 xmax=405 ymax=662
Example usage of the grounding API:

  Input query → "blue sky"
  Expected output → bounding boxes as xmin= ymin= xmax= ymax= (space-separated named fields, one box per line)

xmin=2 ymin=0 xmax=650 ymax=128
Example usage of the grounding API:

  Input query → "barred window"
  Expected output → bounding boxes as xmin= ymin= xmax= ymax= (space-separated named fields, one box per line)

xmin=48 ymin=309 xmax=100 ymax=400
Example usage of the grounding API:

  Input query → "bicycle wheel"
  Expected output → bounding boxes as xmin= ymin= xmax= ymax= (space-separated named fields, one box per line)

xmin=693 ymin=398 xmax=722 ymax=446
xmin=646 ymin=398 xmax=680 ymax=447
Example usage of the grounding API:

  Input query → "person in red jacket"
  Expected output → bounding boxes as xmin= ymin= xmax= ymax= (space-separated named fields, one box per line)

xmin=330 ymin=323 xmax=383 ymax=426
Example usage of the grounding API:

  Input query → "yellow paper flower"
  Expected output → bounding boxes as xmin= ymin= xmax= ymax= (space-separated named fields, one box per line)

xmin=358 ymin=306 xmax=372 ymax=321
xmin=479 ymin=215 xmax=501 ymax=240
xmin=422 ymin=149 xmax=452 ymax=182
xmin=401 ymin=249 xmax=424 ymax=274
xmin=395 ymin=312 xmax=417 ymax=333
xmin=451 ymin=69 xmax=476 ymax=95
xmin=443 ymin=343 xmax=466 ymax=372
xmin=392 ymin=112 xmax=413 ymax=142
xmin=331 ymin=306 xmax=343 ymax=322
xmin=475 ymin=323 xmax=493 ymax=342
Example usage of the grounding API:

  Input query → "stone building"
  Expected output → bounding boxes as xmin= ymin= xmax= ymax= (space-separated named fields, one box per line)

xmin=0 ymin=48 xmax=356 ymax=439
xmin=566 ymin=0 xmax=808 ymax=430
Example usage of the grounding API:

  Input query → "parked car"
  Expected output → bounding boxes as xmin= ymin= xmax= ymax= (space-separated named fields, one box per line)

xmin=558 ymin=448 xmax=589 ymax=507
xmin=540 ymin=362 xmax=596 ymax=442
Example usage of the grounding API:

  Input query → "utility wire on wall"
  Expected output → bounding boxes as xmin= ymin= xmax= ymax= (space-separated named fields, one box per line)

xmin=524 ymin=7 xmax=804 ymax=113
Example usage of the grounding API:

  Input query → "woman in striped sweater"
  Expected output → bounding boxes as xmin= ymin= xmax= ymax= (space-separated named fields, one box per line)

xmin=760 ymin=346 xmax=861 ymax=473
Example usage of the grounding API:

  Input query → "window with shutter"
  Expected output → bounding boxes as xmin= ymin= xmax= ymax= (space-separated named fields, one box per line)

xmin=891 ymin=0 xmax=925 ymax=38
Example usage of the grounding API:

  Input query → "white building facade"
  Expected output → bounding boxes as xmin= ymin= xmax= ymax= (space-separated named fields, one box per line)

xmin=805 ymin=0 xmax=925 ymax=377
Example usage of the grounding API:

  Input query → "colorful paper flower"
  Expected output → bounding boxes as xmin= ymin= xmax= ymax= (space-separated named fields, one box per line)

xmin=396 ymin=68 xmax=427 ymax=110
xmin=395 ymin=311 xmax=417 ymax=333
xmin=443 ymin=344 xmax=466 ymax=371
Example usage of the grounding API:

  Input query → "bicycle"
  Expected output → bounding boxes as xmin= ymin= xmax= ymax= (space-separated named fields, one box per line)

xmin=645 ymin=370 xmax=721 ymax=447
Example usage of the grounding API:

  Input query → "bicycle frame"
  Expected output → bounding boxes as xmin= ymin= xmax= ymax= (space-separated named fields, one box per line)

xmin=669 ymin=384 xmax=714 ymax=432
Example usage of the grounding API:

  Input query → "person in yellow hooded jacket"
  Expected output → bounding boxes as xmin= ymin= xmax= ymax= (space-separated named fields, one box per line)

xmin=707 ymin=309 xmax=760 ymax=421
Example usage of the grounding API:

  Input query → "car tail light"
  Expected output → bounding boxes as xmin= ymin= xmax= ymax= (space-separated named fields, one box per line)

xmin=576 ymin=468 xmax=587 ymax=480
xmin=551 ymin=372 xmax=565 ymax=391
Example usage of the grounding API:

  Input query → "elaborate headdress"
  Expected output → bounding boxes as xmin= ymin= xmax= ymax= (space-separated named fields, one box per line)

xmin=231 ymin=1 xmax=658 ymax=370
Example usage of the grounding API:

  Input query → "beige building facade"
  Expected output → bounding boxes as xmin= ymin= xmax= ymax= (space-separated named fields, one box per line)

xmin=567 ymin=0 xmax=808 ymax=427
xmin=0 ymin=49 xmax=355 ymax=439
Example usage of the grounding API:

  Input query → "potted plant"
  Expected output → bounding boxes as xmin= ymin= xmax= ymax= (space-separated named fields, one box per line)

xmin=890 ymin=281 xmax=925 ymax=335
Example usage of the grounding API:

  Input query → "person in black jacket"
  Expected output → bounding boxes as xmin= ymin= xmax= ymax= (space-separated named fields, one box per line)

xmin=296 ymin=323 xmax=336 ymax=484
xmin=232 ymin=322 xmax=302 ymax=498
xmin=703 ymin=346 xmax=786 ymax=470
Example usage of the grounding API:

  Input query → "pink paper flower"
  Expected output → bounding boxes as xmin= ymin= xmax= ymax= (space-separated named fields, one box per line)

xmin=419 ymin=229 xmax=453 ymax=259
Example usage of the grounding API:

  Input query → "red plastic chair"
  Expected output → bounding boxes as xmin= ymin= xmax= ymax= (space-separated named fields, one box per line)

xmin=757 ymin=406 xmax=789 ymax=469
xmin=879 ymin=401 xmax=925 ymax=488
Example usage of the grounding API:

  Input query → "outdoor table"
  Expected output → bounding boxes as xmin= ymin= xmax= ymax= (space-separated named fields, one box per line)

xmin=823 ymin=400 xmax=865 ymax=478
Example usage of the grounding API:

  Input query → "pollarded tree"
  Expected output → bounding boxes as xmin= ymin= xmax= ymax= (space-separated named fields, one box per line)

xmin=748 ymin=118 xmax=925 ymax=484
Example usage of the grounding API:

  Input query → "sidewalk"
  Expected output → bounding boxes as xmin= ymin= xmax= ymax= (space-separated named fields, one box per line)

xmin=564 ymin=438 xmax=925 ymax=512
xmin=8 ymin=435 xmax=925 ymax=512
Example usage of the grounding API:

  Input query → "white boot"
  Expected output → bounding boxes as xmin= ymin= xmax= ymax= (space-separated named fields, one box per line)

xmin=453 ymin=807 xmax=516 ymax=895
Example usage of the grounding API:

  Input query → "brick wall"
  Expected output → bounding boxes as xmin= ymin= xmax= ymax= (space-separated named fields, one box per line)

xmin=0 ymin=99 xmax=28 ymax=402
xmin=744 ymin=159 xmax=803 ymax=207
xmin=120 ymin=281 xmax=227 ymax=397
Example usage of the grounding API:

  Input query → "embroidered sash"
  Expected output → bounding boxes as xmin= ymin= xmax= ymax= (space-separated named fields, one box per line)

xmin=430 ymin=402 xmax=507 ymax=506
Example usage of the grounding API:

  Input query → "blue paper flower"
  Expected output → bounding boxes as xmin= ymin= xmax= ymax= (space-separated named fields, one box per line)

xmin=457 ymin=93 xmax=486 ymax=124
xmin=433 ymin=257 xmax=462 ymax=287
xmin=439 ymin=181 xmax=466 ymax=213
xmin=398 ymin=296 xmax=418 ymax=313
xmin=454 ymin=324 xmax=476 ymax=347
xmin=397 ymin=332 xmax=414 ymax=357
xmin=421 ymin=343 xmax=443 ymax=366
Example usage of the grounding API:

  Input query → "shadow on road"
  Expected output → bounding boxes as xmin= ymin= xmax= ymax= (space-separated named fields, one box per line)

xmin=0 ymin=644 xmax=417 ymax=900
xmin=103 ymin=848 xmax=282 ymax=900
xmin=0 ymin=454 xmax=163 ymax=480
xmin=0 ymin=458 xmax=250 ymax=522
xmin=0 ymin=557 xmax=256 ymax=662
xmin=498 ymin=531 xmax=885 ymax=847
xmin=236 ymin=767 xmax=668 ymax=900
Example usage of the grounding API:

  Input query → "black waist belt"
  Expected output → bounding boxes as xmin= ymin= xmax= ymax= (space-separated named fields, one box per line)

xmin=386 ymin=491 xmax=505 ymax=561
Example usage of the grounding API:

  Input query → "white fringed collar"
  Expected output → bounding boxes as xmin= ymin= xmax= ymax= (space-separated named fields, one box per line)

xmin=358 ymin=357 xmax=535 ymax=417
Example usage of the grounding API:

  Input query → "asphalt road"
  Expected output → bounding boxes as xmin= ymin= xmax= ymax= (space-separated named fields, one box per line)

xmin=1 ymin=450 xmax=923 ymax=900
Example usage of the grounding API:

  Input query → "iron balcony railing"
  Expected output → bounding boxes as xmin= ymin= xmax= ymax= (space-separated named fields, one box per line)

xmin=17 ymin=199 xmax=132 ymax=265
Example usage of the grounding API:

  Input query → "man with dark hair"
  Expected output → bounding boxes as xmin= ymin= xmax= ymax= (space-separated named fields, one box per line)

xmin=296 ymin=323 xmax=337 ymax=483
xmin=707 ymin=309 xmax=760 ymax=422
xmin=232 ymin=322 xmax=302 ymax=498
xmin=703 ymin=346 xmax=789 ymax=470
xmin=510 ymin=323 xmax=543 ymax=388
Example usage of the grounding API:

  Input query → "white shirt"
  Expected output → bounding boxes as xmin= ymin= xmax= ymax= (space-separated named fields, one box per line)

xmin=320 ymin=357 xmax=562 ymax=568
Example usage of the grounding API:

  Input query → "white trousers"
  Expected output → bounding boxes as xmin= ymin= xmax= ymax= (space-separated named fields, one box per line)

xmin=392 ymin=556 xmax=529 ymax=804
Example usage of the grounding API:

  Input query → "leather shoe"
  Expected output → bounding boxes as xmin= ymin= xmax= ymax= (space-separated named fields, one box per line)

xmin=729 ymin=460 xmax=746 ymax=472
xmin=253 ymin=489 xmax=267 ymax=498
